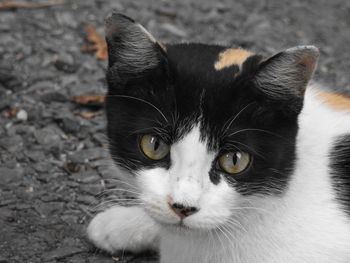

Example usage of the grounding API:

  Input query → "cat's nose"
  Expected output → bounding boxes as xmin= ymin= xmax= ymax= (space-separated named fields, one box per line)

xmin=169 ymin=202 xmax=199 ymax=219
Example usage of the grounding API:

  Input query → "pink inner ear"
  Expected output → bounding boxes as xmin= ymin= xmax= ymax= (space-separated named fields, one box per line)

xmin=257 ymin=46 xmax=319 ymax=96
xmin=299 ymin=53 xmax=317 ymax=82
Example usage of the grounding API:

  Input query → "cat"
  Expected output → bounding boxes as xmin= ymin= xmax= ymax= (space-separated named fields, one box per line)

xmin=87 ymin=13 xmax=350 ymax=263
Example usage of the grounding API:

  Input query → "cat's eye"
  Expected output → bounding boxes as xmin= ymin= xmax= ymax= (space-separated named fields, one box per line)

xmin=218 ymin=152 xmax=250 ymax=174
xmin=140 ymin=135 xmax=169 ymax=160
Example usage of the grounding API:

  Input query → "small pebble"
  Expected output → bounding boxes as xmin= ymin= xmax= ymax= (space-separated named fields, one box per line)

xmin=16 ymin=109 xmax=28 ymax=121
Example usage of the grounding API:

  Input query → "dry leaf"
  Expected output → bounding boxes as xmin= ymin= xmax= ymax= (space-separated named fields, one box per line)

xmin=82 ymin=24 xmax=108 ymax=60
xmin=62 ymin=161 xmax=80 ymax=174
xmin=25 ymin=186 xmax=34 ymax=193
xmin=3 ymin=108 xmax=19 ymax=118
xmin=75 ymin=112 xmax=103 ymax=120
xmin=155 ymin=9 xmax=177 ymax=18
xmin=0 ymin=0 xmax=64 ymax=9
xmin=71 ymin=94 xmax=105 ymax=106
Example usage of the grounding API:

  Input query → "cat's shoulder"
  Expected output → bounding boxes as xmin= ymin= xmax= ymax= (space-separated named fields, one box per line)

xmin=304 ymin=84 xmax=350 ymax=217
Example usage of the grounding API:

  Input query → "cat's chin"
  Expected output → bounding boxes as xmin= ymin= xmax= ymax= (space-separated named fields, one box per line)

xmin=155 ymin=219 xmax=222 ymax=236
xmin=159 ymin=222 xmax=207 ymax=236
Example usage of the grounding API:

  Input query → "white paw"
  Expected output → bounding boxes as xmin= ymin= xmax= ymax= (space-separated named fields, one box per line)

xmin=87 ymin=206 xmax=159 ymax=253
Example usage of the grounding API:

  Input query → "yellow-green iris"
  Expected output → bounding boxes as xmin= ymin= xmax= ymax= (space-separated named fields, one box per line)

xmin=140 ymin=135 xmax=169 ymax=160
xmin=218 ymin=152 xmax=250 ymax=174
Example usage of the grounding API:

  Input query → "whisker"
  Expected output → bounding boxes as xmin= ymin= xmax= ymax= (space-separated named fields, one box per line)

xmin=106 ymin=94 xmax=169 ymax=123
xmin=102 ymin=178 xmax=138 ymax=190
xmin=129 ymin=127 xmax=168 ymax=135
xmin=222 ymin=102 xmax=255 ymax=136
xmin=227 ymin=128 xmax=290 ymax=142
xmin=214 ymin=226 xmax=229 ymax=253
xmin=96 ymin=188 xmax=141 ymax=197
xmin=225 ymin=218 xmax=248 ymax=234
xmin=90 ymin=199 xmax=145 ymax=212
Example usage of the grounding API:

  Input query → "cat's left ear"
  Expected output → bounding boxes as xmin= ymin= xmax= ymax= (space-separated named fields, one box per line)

xmin=105 ymin=13 xmax=167 ymax=85
xmin=253 ymin=46 xmax=319 ymax=113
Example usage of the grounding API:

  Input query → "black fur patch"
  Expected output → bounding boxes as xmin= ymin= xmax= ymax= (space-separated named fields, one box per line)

xmin=106 ymin=43 xmax=299 ymax=196
xmin=331 ymin=135 xmax=350 ymax=217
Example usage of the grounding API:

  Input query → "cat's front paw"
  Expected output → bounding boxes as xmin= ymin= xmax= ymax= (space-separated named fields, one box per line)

xmin=87 ymin=206 xmax=160 ymax=253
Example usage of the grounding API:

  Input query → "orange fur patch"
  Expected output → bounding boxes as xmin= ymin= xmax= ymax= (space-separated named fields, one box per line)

xmin=214 ymin=48 xmax=252 ymax=70
xmin=318 ymin=91 xmax=350 ymax=112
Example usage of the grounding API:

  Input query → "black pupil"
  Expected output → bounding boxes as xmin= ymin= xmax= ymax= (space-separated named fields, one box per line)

xmin=153 ymin=137 xmax=160 ymax=151
xmin=232 ymin=153 xmax=237 ymax=165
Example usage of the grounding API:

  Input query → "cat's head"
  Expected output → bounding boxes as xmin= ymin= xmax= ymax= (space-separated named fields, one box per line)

xmin=104 ymin=14 xmax=319 ymax=232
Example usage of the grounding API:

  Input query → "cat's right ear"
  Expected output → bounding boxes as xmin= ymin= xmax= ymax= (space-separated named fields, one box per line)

xmin=105 ymin=13 xmax=168 ymax=86
xmin=252 ymin=46 xmax=319 ymax=115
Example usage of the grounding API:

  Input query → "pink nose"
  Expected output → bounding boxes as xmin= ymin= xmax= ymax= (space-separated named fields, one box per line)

xmin=169 ymin=202 xmax=199 ymax=219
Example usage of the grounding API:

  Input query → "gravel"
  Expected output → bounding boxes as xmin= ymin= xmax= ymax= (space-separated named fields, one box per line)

xmin=0 ymin=0 xmax=349 ymax=262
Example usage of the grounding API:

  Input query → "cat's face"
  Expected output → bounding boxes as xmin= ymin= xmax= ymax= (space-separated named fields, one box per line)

xmin=105 ymin=14 xmax=319 ymax=232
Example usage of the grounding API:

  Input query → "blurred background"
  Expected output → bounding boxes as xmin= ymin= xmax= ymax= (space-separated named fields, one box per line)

xmin=0 ymin=0 xmax=349 ymax=262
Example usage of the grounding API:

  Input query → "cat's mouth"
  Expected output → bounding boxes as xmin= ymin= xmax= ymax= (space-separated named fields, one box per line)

xmin=174 ymin=219 xmax=190 ymax=229
xmin=159 ymin=220 xmax=197 ymax=233
xmin=145 ymin=206 xmax=225 ymax=232
xmin=152 ymin=217 xmax=187 ymax=229
xmin=157 ymin=216 xmax=223 ymax=234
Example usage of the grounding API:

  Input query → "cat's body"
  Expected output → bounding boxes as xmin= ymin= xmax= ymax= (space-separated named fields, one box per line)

xmin=88 ymin=14 xmax=350 ymax=263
